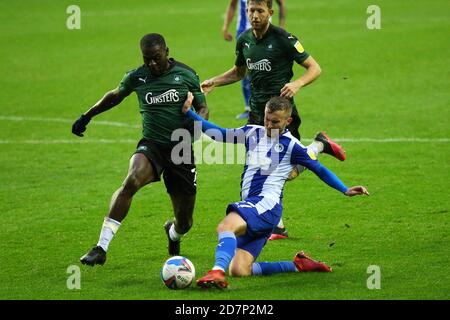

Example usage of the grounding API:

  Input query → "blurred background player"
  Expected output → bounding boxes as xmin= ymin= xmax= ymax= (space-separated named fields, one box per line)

xmin=222 ymin=0 xmax=286 ymax=119
xmin=203 ymin=0 xmax=345 ymax=240
xmin=181 ymin=93 xmax=369 ymax=289
xmin=72 ymin=33 xmax=209 ymax=266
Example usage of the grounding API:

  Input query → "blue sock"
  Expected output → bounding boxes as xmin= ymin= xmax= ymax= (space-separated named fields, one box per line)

xmin=252 ymin=261 xmax=297 ymax=276
xmin=213 ymin=231 xmax=237 ymax=271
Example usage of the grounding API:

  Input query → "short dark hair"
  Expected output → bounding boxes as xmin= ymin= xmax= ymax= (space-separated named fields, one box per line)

xmin=247 ymin=0 xmax=273 ymax=9
xmin=140 ymin=33 xmax=166 ymax=49
xmin=265 ymin=96 xmax=292 ymax=116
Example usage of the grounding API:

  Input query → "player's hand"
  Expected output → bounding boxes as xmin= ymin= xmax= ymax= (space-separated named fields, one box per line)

xmin=201 ymin=79 xmax=215 ymax=96
xmin=223 ymin=30 xmax=233 ymax=42
xmin=280 ymin=82 xmax=301 ymax=99
xmin=71 ymin=114 xmax=91 ymax=137
xmin=345 ymin=186 xmax=370 ymax=197
xmin=182 ymin=92 xmax=194 ymax=114
xmin=280 ymin=82 xmax=301 ymax=98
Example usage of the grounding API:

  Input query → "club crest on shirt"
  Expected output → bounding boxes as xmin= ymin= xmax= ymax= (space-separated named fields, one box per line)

xmin=274 ymin=143 xmax=284 ymax=153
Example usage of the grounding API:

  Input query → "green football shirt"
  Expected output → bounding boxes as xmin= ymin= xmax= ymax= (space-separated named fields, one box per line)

xmin=235 ymin=24 xmax=310 ymax=118
xmin=118 ymin=58 xmax=206 ymax=145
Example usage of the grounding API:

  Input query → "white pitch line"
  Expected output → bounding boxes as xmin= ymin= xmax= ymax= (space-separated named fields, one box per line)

xmin=0 ymin=115 xmax=448 ymax=144
xmin=0 ymin=139 xmax=137 ymax=144
xmin=0 ymin=115 xmax=140 ymax=128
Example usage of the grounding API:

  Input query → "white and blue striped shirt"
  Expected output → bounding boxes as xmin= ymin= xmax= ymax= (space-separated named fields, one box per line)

xmin=186 ymin=110 xmax=349 ymax=212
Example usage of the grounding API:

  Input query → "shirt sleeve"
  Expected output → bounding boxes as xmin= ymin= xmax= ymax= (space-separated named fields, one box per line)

xmin=234 ymin=36 xmax=246 ymax=67
xmin=118 ymin=71 xmax=134 ymax=97
xmin=284 ymin=33 xmax=310 ymax=64
xmin=184 ymin=71 xmax=206 ymax=110
xmin=186 ymin=109 xmax=247 ymax=144
xmin=291 ymin=143 xmax=348 ymax=193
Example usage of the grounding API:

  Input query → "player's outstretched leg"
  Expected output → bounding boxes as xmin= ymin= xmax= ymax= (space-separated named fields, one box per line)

xmin=314 ymin=131 xmax=346 ymax=161
xmin=251 ymin=250 xmax=332 ymax=275
xmin=80 ymin=153 xmax=155 ymax=266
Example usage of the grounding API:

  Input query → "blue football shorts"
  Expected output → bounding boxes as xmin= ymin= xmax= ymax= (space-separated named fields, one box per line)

xmin=226 ymin=196 xmax=282 ymax=259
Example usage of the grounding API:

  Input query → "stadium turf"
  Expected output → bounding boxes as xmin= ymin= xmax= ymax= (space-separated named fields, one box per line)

xmin=0 ymin=0 xmax=448 ymax=299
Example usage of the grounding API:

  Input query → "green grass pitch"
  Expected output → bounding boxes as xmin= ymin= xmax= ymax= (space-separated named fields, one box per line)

xmin=0 ymin=0 xmax=449 ymax=300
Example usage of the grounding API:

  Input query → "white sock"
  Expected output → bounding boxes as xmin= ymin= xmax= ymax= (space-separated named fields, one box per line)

xmin=97 ymin=217 xmax=121 ymax=252
xmin=169 ymin=223 xmax=183 ymax=241
xmin=277 ymin=218 xmax=285 ymax=229
xmin=307 ymin=141 xmax=324 ymax=157
xmin=212 ymin=266 xmax=225 ymax=272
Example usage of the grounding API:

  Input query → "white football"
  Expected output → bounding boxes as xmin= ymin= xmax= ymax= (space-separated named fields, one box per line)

xmin=161 ymin=256 xmax=196 ymax=289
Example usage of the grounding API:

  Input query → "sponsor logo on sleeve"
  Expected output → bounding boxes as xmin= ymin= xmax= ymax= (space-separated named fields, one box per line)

xmin=294 ymin=41 xmax=305 ymax=53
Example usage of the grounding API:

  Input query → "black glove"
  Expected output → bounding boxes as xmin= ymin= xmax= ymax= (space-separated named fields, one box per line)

xmin=72 ymin=114 xmax=91 ymax=137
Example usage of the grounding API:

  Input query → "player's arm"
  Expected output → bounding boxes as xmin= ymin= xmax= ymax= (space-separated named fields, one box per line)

xmin=292 ymin=144 xmax=369 ymax=197
xmin=194 ymin=102 xmax=209 ymax=120
xmin=276 ymin=0 xmax=286 ymax=29
xmin=84 ymin=88 xmax=126 ymax=118
xmin=201 ymin=37 xmax=247 ymax=95
xmin=182 ymin=92 xmax=246 ymax=143
xmin=186 ymin=70 xmax=210 ymax=120
xmin=201 ymin=65 xmax=247 ymax=95
xmin=280 ymin=55 xmax=321 ymax=98
xmin=72 ymin=71 xmax=134 ymax=137
xmin=71 ymin=88 xmax=128 ymax=137
xmin=223 ymin=0 xmax=238 ymax=41
xmin=311 ymin=163 xmax=368 ymax=196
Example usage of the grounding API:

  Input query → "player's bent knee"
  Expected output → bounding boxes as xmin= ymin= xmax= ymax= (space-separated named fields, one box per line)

xmin=216 ymin=222 xmax=232 ymax=234
xmin=229 ymin=264 xmax=252 ymax=277
xmin=229 ymin=250 xmax=253 ymax=277
xmin=122 ymin=173 xmax=145 ymax=195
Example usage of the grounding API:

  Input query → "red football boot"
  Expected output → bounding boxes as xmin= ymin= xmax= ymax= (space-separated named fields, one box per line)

xmin=314 ymin=131 xmax=346 ymax=161
xmin=196 ymin=270 xmax=228 ymax=289
xmin=268 ymin=227 xmax=289 ymax=241
xmin=294 ymin=251 xmax=332 ymax=272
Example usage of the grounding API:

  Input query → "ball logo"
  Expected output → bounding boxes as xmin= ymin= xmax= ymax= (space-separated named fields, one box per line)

xmin=246 ymin=58 xmax=272 ymax=71
xmin=145 ymin=89 xmax=180 ymax=104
